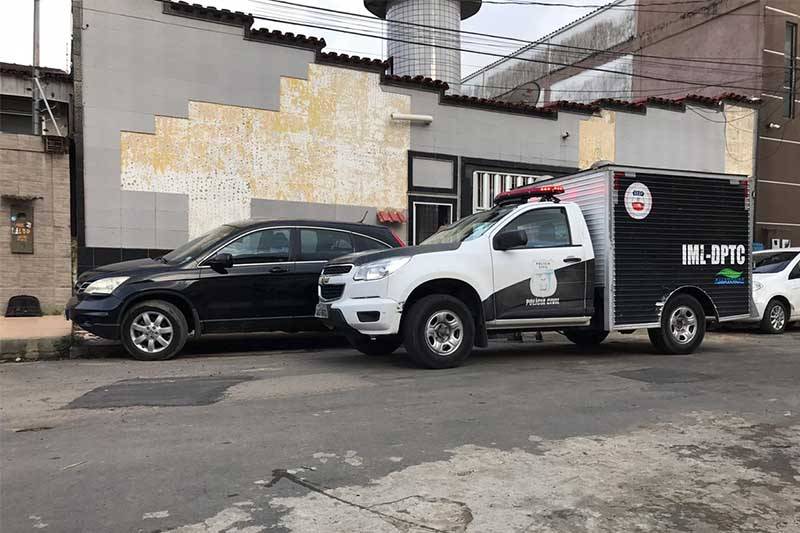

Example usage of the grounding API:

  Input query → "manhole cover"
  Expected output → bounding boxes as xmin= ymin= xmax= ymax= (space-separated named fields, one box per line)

xmin=67 ymin=376 xmax=253 ymax=409
xmin=612 ymin=367 xmax=713 ymax=384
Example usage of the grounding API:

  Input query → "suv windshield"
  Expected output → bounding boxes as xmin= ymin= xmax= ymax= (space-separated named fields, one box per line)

xmin=162 ymin=225 xmax=238 ymax=264
xmin=753 ymin=251 xmax=798 ymax=273
xmin=422 ymin=205 xmax=516 ymax=245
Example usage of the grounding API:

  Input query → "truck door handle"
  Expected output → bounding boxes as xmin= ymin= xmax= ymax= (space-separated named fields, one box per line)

xmin=269 ymin=266 xmax=289 ymax=273
xmin=563 ymin=256 xmax=581 ymax=263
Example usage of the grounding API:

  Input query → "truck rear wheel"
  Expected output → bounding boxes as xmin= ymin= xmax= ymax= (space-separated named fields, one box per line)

xmin=402 ymin=295 xmax=475 ymax=369
xmin=564 ymin=328 xmax=609 ymax=346
xmin=348 ymin=335 xmax=403 ymax=356
xmin=648 ymin=294 xmax=705 ymax=354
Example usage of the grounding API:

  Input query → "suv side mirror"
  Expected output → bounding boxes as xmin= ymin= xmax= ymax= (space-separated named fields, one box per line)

xmin=494 ymin=230 xmax=528 ymax=251
xmin=208 ymin=252 xmax=234 ymax=271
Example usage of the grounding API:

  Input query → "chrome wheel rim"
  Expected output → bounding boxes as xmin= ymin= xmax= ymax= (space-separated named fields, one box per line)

xmin=130 ymin=311 xmax=173 ymax=354
xmin=669 ymin=306 xmax=698 ymax=345
xmin=424 ymin=310 xmax=463 ymax=356
xmin=769 ymin=304 xmax=785 ymax=331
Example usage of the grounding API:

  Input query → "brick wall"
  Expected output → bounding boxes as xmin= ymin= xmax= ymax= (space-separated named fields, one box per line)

xmin=0 ymin=133 xmax=71 ymax=315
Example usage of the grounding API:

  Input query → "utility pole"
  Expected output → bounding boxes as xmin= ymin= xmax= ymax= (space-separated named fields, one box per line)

xmin=32 ymin=0 xmax=41 ymax=135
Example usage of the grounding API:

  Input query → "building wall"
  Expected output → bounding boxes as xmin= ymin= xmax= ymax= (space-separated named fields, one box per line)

xmin=550 ymin=55 xmax=634 ymax=104
xmin=79 ymin=0 xmax=316 ymax=252
xmin=0 ymin=134 xmax=71 ymax=315
xmin=77 ymin=0 xmax=758 ymax=258
xmin=1 ymin=66 xmax=72 ymax=136
xmin=120 ymin=64 xmax=410 ymax=240
xmin=461 ymin=0 xmax=637 ymax=101
xmin=754 ymin=0 xmax=800 ymax=246
xmin=631 ymin=0 xmax=761 ymax=98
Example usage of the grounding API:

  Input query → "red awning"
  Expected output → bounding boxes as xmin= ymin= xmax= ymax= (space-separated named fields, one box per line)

xmin=377 ymin=209 xmax=407 ymax=224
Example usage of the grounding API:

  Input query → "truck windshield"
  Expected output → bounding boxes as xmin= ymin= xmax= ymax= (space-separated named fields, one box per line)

xmin=753 ymin=251 xmax=798 ymax=273
xmin=161 ymin=225 xmax=238 ymax=264
xmin=421 ymin=205 xmax=516 ymax=245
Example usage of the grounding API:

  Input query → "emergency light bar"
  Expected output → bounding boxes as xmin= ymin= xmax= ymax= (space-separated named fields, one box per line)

xmin=493 ymin=185 xmax=565 ymax=206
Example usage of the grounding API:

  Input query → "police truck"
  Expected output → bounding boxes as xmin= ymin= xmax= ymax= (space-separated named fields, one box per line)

xmin=316 ymin=165 xmax=752 ymax=368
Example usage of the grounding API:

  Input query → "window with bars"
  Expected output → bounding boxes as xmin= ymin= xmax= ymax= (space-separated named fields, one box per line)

xmin=785 ymin=22 xmax=797 ymax=118
xmin=472 ymin=171 xmax=549 ymax=212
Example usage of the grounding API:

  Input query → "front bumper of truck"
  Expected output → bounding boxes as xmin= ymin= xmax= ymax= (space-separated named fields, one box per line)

xmin=316 ymin=273 xmax=403 ymax=336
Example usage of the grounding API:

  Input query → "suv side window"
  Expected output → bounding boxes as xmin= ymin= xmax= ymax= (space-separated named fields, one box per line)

xmin=217 ymin=228 xmax=291 ymax=264
xmin=300 ymin=229 xmax=355 ymax=261
xmin=353 ymin=233 xmax=390 ymax=252
xmin=501 ymin=208 xmax=572 ymax=249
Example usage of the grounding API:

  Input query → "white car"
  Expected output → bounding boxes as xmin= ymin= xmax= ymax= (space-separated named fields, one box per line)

xmin=751 ymin=248 xmax=800 ymax=333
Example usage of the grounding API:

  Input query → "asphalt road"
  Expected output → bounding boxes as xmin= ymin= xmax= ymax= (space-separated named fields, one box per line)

xmin=1 ymin=329 xmax=799 ymax=532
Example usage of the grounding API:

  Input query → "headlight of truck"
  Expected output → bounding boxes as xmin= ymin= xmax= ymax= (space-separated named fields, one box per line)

xmin=753 ymin=280 xmax=763 ymax=291
xmin=84 ymin=276 xmax=130 ymax=295
xmin=353 ymin=257 xmax=411 ymax=281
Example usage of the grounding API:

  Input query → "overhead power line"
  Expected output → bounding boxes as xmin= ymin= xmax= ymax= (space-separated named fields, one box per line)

xmin=247 ymin=8 xmax=777 ymax=94
xmin=254 ymin=0 xmax=783 ymax=72
xmin=481 ymin=0 xmax=782 ymax=15
xmin=255 ymin=2 xmax=771 ymax=81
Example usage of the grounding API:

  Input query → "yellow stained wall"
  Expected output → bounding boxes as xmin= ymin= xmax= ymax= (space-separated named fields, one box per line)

xmin=578 ymin=110 xmax=616 ymax=170
xmin=723 ymin=104 xmax=756 ymax=177
xmin=121 ymin=64 xmax=411 ymax=237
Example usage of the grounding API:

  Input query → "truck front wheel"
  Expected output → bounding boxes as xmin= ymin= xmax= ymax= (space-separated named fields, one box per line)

xmin=648 ymin=294 xmax=706 ymax=354
xmin=402 ymin=295 xmax=475 ymax=369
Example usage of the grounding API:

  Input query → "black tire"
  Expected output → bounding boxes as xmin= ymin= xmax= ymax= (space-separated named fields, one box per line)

xmin=647 ymin=294 xmax=706 ymax=355
xmin=402 ymin=294 xmax=475 ymax=369
xmin=760 ymin=299 xmax=788 ymax=334
xmin=563 ymin=328 xmax=609 ymax=346
xmin=120 ymin=300 xmax=188 ymax=361
xmin=348 ymin=335 xmax=403 ymax=356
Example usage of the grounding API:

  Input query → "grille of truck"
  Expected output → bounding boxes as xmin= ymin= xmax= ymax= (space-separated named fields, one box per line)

xmin=322 ymin=264 xmax=353 ymax=276
xmin=320 ymin=284 xmax=345 ymax=301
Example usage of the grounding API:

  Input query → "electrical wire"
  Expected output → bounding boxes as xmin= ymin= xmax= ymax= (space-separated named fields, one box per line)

xmin=96 ymin=5 xmax=787 ymax=99
xmin=247 ymin=8 xmax=779 ymax=94
xmin=481 ymin=0 xmax=783 ymax=16
xmin=254 ymin=0 xmax=782 ymax=70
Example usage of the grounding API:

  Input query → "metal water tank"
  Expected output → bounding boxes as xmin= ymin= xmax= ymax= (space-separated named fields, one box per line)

xmin=364 ymin=0 xmax=482 ymax=92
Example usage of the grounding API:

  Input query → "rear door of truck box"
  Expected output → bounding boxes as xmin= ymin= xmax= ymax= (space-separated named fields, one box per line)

xmin=612 ymin=170 xmax=751 ymax=327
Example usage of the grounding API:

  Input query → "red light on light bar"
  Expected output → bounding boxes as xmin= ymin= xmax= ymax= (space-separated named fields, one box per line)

xmin=493 ymin=185 xmax=565 ymax=205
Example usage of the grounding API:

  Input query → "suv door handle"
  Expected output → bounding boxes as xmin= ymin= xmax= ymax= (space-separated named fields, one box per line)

xmin=563 ymin=256 xmax=581 ymax=263
xmin=269 ymin=266 xmax=289 ymax=273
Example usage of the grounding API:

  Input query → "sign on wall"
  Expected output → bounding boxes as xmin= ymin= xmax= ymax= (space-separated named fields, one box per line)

xmin=10 ymin=204 xmax=34 ymax=254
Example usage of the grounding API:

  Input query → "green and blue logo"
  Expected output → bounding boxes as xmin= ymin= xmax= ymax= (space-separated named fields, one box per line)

xmin=714 ymin=268 xmax=745 ymax=285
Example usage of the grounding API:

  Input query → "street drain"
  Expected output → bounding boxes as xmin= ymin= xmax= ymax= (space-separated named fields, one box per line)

xmin=612 ymin=367 xmax=714 ymax=384
xmin=66 ymin=375 xmax=253 ymax=409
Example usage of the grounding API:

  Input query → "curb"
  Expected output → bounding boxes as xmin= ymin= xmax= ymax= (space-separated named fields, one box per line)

xmin=0 ymin=335 xmax=73 ymax=361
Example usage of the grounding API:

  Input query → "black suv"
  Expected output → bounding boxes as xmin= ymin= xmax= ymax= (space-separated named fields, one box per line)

xmin=67 ymin=220 xmax=403 ymax=360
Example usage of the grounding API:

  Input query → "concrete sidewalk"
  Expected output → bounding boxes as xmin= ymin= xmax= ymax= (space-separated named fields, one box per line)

xmin=0 ymin=316 xmax=72 ymax=361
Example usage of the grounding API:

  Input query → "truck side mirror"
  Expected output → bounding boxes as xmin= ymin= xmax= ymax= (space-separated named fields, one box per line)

xmin=208 ymin=252 xmax=234 ymax=272
xmin=494 ymin=230 xmax=528 ymax=251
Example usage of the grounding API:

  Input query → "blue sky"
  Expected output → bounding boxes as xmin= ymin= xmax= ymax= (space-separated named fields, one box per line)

xmin=0 ymin=0 xmax=592 ymax=75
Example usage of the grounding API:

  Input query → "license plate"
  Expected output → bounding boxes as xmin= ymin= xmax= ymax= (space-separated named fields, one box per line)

xmin=315 ymin=303 xmax=329 ymax=319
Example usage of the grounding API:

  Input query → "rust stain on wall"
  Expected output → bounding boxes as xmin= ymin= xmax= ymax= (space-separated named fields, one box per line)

xmin=578 ymin=110 xmax=616 ymax=169
xmin=723 ymin=104 xmax=756 ymax=176
xmin=121 ymin=65 xmax=411 ymax=237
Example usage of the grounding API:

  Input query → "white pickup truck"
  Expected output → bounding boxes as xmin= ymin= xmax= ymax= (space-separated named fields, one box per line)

xmin=316 ymin=165 xmax=752 ymax=368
